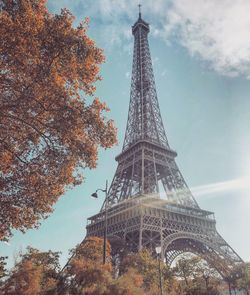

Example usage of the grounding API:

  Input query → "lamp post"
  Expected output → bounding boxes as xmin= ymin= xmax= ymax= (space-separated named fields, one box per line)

xmin=91 ymin=180 xmax=108 ymax=265
xmin=203 ymin=270 xmax=209 ymax=292
xmin=155 ymin=246 xmax=163 ymax=295
xmin=227 ymin=272 xmax=241 ymax=295
xmin=228 ymin=280 xmax=232 ymax=295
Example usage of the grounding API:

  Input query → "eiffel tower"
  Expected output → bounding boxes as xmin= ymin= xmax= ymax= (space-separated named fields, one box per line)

xmin=86 ymin=8 xmax=242 ymax=277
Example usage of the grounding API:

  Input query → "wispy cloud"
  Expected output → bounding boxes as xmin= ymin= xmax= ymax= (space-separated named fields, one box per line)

xmin=191 ymin=176 xmax=250 ymax=198
xmin=156 ymin=175 xmax=250 ymax=206
xmin=125 ymin=71 xmax=130 ymax=79
xmin=161 ymin=69 xmax=167 ymax=77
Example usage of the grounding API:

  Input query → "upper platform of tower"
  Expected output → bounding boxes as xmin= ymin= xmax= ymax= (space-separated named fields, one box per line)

xmin=132 ymin=11 xmax=150 ymax=35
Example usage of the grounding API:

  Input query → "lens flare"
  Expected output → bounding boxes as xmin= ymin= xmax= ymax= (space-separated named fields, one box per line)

xmin=191 ymin=176 xmax=250 ymax=198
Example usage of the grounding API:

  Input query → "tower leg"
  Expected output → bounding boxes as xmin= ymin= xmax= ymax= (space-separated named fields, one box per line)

xmin=138 ymin=214 xmax=143 ymax=251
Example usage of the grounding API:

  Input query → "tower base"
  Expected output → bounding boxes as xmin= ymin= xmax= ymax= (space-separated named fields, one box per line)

xmin=87 ymin=194 xmax=242 ymax=277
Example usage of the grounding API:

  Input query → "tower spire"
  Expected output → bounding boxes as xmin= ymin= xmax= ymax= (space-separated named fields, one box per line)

xmin=138 ymin=3 xmax=142 ymax=19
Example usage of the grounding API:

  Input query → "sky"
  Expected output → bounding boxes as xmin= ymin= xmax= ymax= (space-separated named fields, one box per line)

xmin=1 ymin=0 xmax=250 ymax=269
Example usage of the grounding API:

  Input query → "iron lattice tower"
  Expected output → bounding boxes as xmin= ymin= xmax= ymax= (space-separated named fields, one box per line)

xmin=86 ymin=10 xmax=242 ymax=277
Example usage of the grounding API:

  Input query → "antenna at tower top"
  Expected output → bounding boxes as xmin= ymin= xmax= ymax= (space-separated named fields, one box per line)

xmin=138 ymin=3 xmax=142 ymax=19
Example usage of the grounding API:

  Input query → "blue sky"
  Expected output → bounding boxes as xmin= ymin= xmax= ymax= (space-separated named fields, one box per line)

xmin=1 ymin=0 xmax=250 ymax=268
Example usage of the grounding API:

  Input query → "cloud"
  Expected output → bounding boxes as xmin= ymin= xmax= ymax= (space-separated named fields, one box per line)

xmin=164 ymin=0 xmax=250 ymax=77
xmin=156 ymin=175 xmax=250 ymax=205
xmin=48 ymin=0 xmax=250 ymax=78
xmin=161 ymin=69 xmax=167 ymax=77
xmin=191 ymin=176 xmax=250 ymax=198
xmin=125 ymin=71 xmax=130 ymax=79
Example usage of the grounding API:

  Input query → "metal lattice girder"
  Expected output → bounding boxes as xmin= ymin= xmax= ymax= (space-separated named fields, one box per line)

xmin=103 ymin=140 xmax=199 ymax=209
xmin=100 ymin=14 xmax=199 ymax=209
xmin=123 ymin=17 xmax=168 ymax=150
xmin=86 ymin=11 xmax=243 ymax=278
xmin=87 ymin=196 xmax=242 ymax=277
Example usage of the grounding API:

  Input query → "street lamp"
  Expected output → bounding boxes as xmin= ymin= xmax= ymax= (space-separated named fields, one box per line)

xmin=227 ymin=271 xmax=241 ymax=295
xmin=91 ymin=180 xmax=108 ymax=265
xmin=155 ymin=246 xmax=163 ymax=295
xmin=203 ymin=270 xmax=209 ymax=292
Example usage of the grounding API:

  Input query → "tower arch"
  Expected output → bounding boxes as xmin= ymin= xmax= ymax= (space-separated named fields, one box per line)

xmin=163 ymin=232 xmax=241 ymax=278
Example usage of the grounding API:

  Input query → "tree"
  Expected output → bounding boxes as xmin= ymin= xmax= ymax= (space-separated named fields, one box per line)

xmin=120 ymin=248 xmax=176 ymax=295
xmin=0 ymin=256 xmax=7 ymax=279
xmin=2 ymin=247 xmax=61 ymax=294
xmin=107 ymin=268 xmax=144 ymax=295
xmin=174 ymin=255 xmax=200 ymax=288
xmin=59 ymin=237 xmax=149 ymax=295
xmin=230 ymin=262 xmax=250 ymax=295
xmin=239 ymin=263 xmax=250 ymax=295
xmin=60 ymin=237 xmax=113 ymax=294
xmin=0 ymin=0 xmax=117 ymax=240
xmin=0 ymin=256 xmax=7 ymax=291
xmin=174 ymin=254 xmax=220 ymax=295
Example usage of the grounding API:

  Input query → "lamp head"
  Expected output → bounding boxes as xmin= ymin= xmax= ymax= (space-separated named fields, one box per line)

xmin=155 ymin=246 xmax=161 ymax=254
xmin=91 ymin=192 xmax=98 ymax=198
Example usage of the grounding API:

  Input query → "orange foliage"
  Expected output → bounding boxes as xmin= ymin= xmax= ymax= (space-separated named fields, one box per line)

xmin=2 ymin=247 xmax=60 ymax=294
xmin=64 ymin=237 xmax=147 ymax=294
xmin=120 ymin=249 xmax=176 ymax=294
xmin=0 ymin=0 xmax=117 ymax=240
xmin=64 ymin=237 xmax=113 ymax=294
xmin=4 ymin=260 xmax=42 ymax=295
xmin=108 ymin=268 xmax=145 ymax=295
